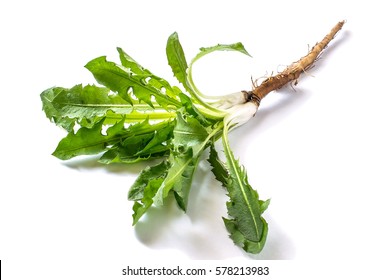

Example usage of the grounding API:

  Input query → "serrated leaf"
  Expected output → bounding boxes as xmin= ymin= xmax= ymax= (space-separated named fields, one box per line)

xmin=223 ymin=216 xmax=268 ymax=254
xmin=52 ymin=118 xmax=121 ymax=160
xmin=99 ymin=121 xmax=174 ymax=164
xmin=99 ymin=132 xmax=155 ymax=164
xmin=166 ymin=32 xmax=188 ymax=87
xmin=221 ymin=126 xmax=269 ymax=254
xmin=224 ymin=162 xmax=263 ymax=242
xmin=128 ymin=160 xmax=170 ymax=201
xmin=40 ymin=87 xmax=76 ymax=131
xmin=209 ymin=142 xmax=269 ymax=250
xmin=154 ymin=111 xmax=209 ymax=209
xmin=137 ymin=122 xmax=173 ymax=155
xmin=117 ymin=47 xmax=146 ymax=75
xmin=50 ymin=84 xmax=132 ymax=120
xmin=129 ymin=160 xmax=170 ymax=224
xmin=132 ymin=178 xmax=165 ymax=224
xmin=85 ymin=56 xmax=135 ymax=104
xmin=53 ymin=117 xmax=171 ymax=161
xmin=223 ymin=155 xmax=268 ymax=253
xmin=192 ymin=42 xmax=251 ymax=65
xmin=166 ymin=153 xmax=197 ymax=212
xmin=85 ymin=56 xmax=181 ymax=109
xmin=208 ymin=144 xmax=228 ymax=187
xmin=154 ymin=154 xmax=194 ymax=209
xmin=172 ymin=111 xmax=209 ymax=153
xmin=198 ymin=121 xmax=269 ymax=254
xmin=41 ymin=84 xmax=176 ymax=132
xmin=117 ymin=47 xmax=182 ymax=103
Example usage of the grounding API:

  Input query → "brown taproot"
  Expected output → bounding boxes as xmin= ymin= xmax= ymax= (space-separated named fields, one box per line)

xmin=246 ymin=21 xmax=345 ymax=105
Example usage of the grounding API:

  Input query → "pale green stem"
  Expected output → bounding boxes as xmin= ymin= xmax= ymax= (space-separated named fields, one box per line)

xmin=186 ymin=64 xmax=228 ymax=118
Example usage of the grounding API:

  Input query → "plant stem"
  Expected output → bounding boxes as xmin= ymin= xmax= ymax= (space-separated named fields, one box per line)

xmin=247 ymin=21 xmax=345 ymax=105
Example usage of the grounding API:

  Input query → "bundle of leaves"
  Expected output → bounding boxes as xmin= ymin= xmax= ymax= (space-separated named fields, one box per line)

xmin=41 ymin=33 xmax=268 ymax=254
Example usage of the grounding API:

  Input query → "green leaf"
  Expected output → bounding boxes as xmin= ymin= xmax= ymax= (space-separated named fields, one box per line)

xmin=223 ymin=216 xmax=268 ymax=254
xmin=117 ymin=47 xmax=182 ymax=102
xmin=117 ymin=47 xmax=146 ymax=75
xmin=172 ymin=111 xmax=209 ymax=153
xmin=41 ymin=84 xmax=177 ymax=132
xmin=129 ymin=160 xmax=171 ymax=224
xmin=99 ymin=121 xmax=174 ymax=164
xmin=99 ymin=132 xmax=156 ymax=164
xmin=154 ymin=111 xmax=209 ymax=209
xmin=192 ymin=42 xmax=251 ymax=64
xmin=53 ymin=117 xmax=172 ymax=161
xmin=85 ymin=56 xmax=181 ymax=109
xmin=166 ymin=32 xmax=188 ymax=87
xmin=85 ymin=56 xmax=134 ymax=103
xmin=52 ymin=118 xmax=107 ymax=159
xmin=208 ymin=138 xmax=270 ymax=253
xmin=132 ymin=178 xmax=165 ymax=224
xmin=224 ymin=159 xmax=264 ymax=241
xmin=167 ymin=153 xmax=197 ymax=211
xmin=165 ymin=32 xmax=211 ymax=111
xmin=50 ymin=84 xmax=132 ymax=120
xmin=129 ymin=160 xmax=170 ymax=201
xmin=208 ymin=144 xmax=228 ymax=187
xmin=221 ymin=126 xmax=269 ymax=254
xmin=137 ymin=122 xmax=173 ymax=155
xmin=41 ymin=87 xmax=76 ymax=131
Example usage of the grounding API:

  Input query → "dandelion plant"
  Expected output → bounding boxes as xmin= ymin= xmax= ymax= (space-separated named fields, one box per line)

xmin=41 ymin=21 xmax=345 ymax=254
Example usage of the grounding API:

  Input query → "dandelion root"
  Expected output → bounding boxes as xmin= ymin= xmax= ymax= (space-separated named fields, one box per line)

xmin=247 ymin=21 xmax=345 ymax=105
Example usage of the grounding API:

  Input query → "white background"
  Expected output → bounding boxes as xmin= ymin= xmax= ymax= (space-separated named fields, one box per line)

xmin=1 ymin=0 xmax=389 ymax=279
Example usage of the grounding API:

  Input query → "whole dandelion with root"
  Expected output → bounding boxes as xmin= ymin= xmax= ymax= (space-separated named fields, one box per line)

xmin=41 ymin=21 xmax=345 ymax=254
